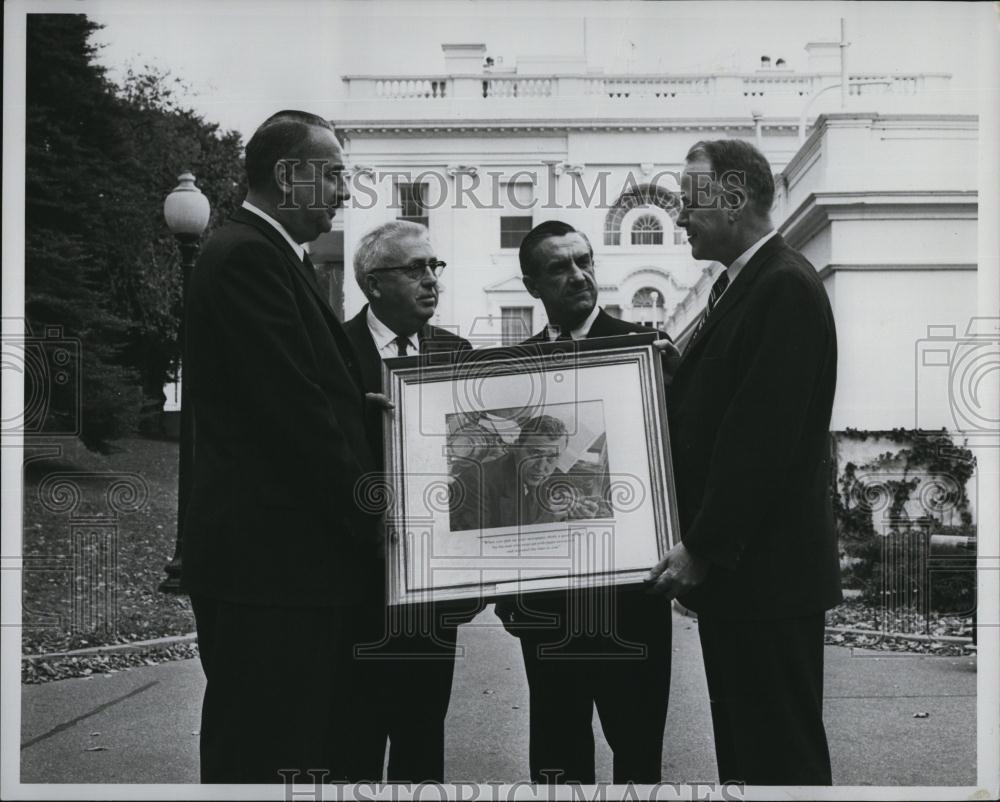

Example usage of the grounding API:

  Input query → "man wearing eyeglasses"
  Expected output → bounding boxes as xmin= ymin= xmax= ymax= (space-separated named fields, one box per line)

xmin=343 ymin=220 xmax=480 ymax=782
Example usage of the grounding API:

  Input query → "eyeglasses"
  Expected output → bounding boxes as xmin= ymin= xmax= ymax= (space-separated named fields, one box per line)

xmin=370 ymin=260 xmax=446 ymax=281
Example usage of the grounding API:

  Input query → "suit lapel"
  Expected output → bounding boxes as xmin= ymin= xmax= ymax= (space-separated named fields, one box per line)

xmin=679 ymin=234 xmax=785 ymax=366
xmin=586 ymin=309 xmax=618 ymax=338
xmin=346 ymin=306 xmax=384 ymax=393
xmin=231 ymin=207 xmax=365 ymax=391
xmin=232 ymin=208 xmax=340 ymax=324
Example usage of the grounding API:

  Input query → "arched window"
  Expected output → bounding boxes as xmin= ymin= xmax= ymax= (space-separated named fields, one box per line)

xmin=630 ymin=286 xmax=666 ymax=328
xmin=604 ymin=184 xmax=680 ymax=245
xmin=631 ymin=214 xmax=663 ymax=245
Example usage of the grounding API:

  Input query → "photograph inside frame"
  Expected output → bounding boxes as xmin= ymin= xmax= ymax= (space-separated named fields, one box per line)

xmin=446 ymin=399 xmax=614 ymax=532
xmin=383 ymin=338 xmax=676 ymax=604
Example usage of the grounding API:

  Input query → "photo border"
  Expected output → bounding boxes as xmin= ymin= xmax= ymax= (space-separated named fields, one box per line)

xmin=382 ymin=334 xmax=679 ymax=605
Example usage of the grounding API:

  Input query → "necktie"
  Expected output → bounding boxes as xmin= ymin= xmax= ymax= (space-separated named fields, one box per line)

xmin=691 ymin=270 xmax=731 ymax=340
xmin=393 ymin=335 xmax=410 ymax=357
xmin=301 ymin=252 xmax=318 ymax=287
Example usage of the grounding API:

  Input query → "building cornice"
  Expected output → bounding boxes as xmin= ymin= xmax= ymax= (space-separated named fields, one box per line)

xmin=779 ymin=190 xmax=978 ymax=249
xmin=816 ymin=263 xmax=976 ymax=280
xmin=780 ymin=113 xmax=979 ymax=182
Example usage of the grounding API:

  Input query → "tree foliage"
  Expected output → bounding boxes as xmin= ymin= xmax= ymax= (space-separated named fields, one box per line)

xmin=25 ymin=14 xmax=245 ymax=451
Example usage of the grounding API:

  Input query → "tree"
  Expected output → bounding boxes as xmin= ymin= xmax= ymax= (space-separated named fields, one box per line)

xmin=26 ymin=14 xmax=143 ymax=450
xmin=25 ymin=15 xmax=245 ymax=451
xmin=101 ymin=63 xmax=245 ymax=412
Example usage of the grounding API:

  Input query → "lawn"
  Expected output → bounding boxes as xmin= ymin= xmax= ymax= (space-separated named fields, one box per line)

xmin=21 ymin=435 xmax=195 ymax=660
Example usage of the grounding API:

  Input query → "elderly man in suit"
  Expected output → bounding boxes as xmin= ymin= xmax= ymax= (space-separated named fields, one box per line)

xmin=647 ymin=139 xmax=841 ymax=785
xmin=493 ymin=220 xmax=674 ymax=785
xmin=182 ymin=110 xmax=380 ymax=782
xmin=343 ymin=220 xmax=480 ymax=782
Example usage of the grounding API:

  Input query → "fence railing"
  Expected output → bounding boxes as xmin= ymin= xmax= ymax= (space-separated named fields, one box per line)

xmin=346 ymin=72 xmax=948 ymax=102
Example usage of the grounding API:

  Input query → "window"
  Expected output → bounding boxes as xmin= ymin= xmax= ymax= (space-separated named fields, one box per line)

xmin=673 ymin=228 xmax=687 ymax=245
xmin=499 ymin=182 xmax=534 ymax=249
xmin=631 ymin=214 xmax=663 ymax=245
xmin=604 ymin=185 xmax=680 ymax=245
xmin=396 ymin=182 xmax=429 ymax=228
xmin=630 ymin=287 xmax=666 ymax=329
xmin=500 ymin=216 xmax=533 ymax=249
xmin=501 ymin=307 xmax=534 ymax=345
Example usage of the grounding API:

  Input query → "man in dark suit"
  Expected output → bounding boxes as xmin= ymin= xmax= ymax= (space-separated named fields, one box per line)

xmin=647 ymin=139 xmax=841 ymax=785
xmin=342 ymin=220 xmax=480 ymax=782
xmin=182 ymin=110 xmax=382 ymax=782
xmin=494 ymin=220 xmax=674 ymax=784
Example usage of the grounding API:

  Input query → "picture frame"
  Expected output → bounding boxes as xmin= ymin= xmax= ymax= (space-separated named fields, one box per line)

xmin=381 ymin=333 xmax=679 ymax=605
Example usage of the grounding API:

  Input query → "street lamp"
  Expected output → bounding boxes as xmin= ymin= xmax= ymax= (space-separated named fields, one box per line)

xmin=159 ymin=172 xmax=210 ymax=594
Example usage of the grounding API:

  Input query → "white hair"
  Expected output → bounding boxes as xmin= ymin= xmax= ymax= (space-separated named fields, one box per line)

xmin=353 ymin=220 xmax=429 ymax=295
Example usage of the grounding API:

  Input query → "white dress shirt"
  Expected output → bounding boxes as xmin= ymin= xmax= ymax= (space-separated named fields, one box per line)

xmin=367 ymin=306 xmax=420 ymax=359
xmin=241 ymin=200 xmax=307 ymax=262
xmin=546 ymin=303 xmax=602 ymax=341
xmin=720 ymin=229 xmax=777 ymax=294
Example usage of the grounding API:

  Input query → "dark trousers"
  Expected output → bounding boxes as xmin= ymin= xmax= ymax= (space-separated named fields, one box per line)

xmin=515 ymin=589 xmax=672 ymax=784
xmin=348 ymin=601 xmax=472 ymax=782
xmin=191 ymin=594 xmax=355 ymax=784
xmin=697 ymin=611 xmax=833 ymax=786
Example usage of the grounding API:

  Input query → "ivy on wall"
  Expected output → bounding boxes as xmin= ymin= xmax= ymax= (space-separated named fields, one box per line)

xmin=833 ymin=428 xmax=976 ymax=614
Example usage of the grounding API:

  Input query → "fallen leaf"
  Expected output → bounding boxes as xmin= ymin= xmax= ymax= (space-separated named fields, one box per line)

xmin=84 ymin=746 xmax=109 ymax=752
xmin=913 ymin=712 xmax=929 ymax=718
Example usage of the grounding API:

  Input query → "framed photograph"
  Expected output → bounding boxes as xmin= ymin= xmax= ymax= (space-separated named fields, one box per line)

xmin=381 ymin=333 xmax=679 ymax=605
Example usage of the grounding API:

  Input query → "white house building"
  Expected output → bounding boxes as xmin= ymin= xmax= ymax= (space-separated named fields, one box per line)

xmin=323 ymin=39 xmax=968 ymax=346
xmin=316 ymin=38 xmax=983 ymax=533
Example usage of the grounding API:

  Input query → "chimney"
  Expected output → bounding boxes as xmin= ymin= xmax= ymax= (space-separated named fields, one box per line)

xmin=805 ymin=41 xmax=840 ymax=73
xmin=441 ymin=43 xmax=488 ymax=74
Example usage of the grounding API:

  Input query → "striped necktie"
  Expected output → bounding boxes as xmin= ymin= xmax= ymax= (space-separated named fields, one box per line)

xmin=691 ymin=270 xmax=731 ymax=340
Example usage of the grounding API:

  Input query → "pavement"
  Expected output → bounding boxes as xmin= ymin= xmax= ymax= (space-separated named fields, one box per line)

xmin=18 ymin=608 xmax=977 ymax=787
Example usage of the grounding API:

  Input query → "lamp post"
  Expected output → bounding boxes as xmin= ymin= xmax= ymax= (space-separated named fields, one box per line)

xmin=159 ymin=172 xmax=210 ymax=594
